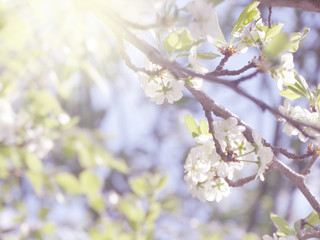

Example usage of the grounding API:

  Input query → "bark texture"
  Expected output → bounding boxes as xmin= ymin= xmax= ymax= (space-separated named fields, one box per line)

xmin=257 ymin=0 xmax=320 ymax=13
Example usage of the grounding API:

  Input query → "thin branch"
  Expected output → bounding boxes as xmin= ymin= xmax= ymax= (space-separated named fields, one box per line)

xmin=264 ymin=141 xmax=314 ymax=161
xmin=214 ymin=52 xmax=232 ymax=72
xmin=302 ymin=154 xmax=319 ymax=175
xmin=268 ymin=6 xmax=272 ymax=28
xmin=204 ymin=110 xmax=229 ymax=162
xmin=232 ymin=70 xmax=260 ymax=85
xmin=117 ymin=38 xmax=164 ymax=76
xmin=225 ymin=174 xmax=256 ymax=187
xmin=208 ymin=61 xmax=257 ymax=77
xmin=272 ymin=158 xmax=320 ymax=216
xmin=297 ymin=228 xmax=320 ymax=240
xmin=257 ymin=0 xmax=320 ymax=13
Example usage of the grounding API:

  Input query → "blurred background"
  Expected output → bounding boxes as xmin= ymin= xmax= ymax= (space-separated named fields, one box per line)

xmin=0 ymin=0 xmax=319 ymax=239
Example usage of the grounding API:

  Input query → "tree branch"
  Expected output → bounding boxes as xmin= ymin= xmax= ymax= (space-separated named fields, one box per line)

xmin=272 ymin=158 xmax=320 ymax=216
xmin=257 ymin=0 xmax=320 ymax=13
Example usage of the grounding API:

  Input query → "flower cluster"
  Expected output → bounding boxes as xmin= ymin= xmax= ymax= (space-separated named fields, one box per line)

xmin=186 ymin=0 xmax=220 ymax=41
xmin=184 ymin=117 xmax=274 ymax=202
xmin=138 ymin=61 xmax=184 ymax=105
xmin=279 ymin=99 xmax=320 ymax=143
xmin=233 ymin=19 xmax=266 ymax=53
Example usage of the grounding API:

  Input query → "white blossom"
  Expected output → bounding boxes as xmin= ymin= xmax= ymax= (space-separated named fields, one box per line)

xmin=138 ymin=61 xmax=185 ymax=104
xmin=186 ymin=0 xmax=220 ymax=41
xmin=252 ymin=130 xmax=273 ymax=181
xmin=202 ymin=178 xmax=230 ymax=202
xmin=279 ymin=100 xmax=320 ymax=143
xmin=212 ymin=117 xmax=245 ymax=149
xmin=184 ymin=142 xmax=214 ymax=184
xmin=270 ymin=53 xmax=296 ymax=90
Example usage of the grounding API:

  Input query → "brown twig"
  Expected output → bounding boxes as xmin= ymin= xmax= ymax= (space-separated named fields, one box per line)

xmin=214 ymin=52 xmax=232 ymax=72
xmin=204 ymin=110 xmax=229 ymax=162
xmin=232 ymin=70 xmax=260 ymax=85
xmin=117 ymin=38 xmax=165 ymax=76
xmin=225 ymin=174 xmax=256 ymax=187
xmin=264 ymin=141 xmax=314 ymax=160
xmin=302 ymin=154 xmax=319 ymax=175
xmin=268 ymin=6 xmax=272 ymax=28
xmin=208 ymin=61 xmax=257 ymax=77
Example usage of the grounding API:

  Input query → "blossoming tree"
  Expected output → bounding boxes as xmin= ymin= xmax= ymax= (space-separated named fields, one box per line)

xmin=1 ymin=0 xmax=320 ymax=239
xmin=101 ymin=0 xmax=320 ymax=239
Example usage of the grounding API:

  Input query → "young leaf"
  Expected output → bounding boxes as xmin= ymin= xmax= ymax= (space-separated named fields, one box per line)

xmin=56 ymin=172 xmax=81 ymax=194
xmin=129 ymin=176 xmax=149 ymax=197
xmin=79 ymin=170 xmax=101 ymax=196
xmin=279 ymin=88 xmax=302 ymax=100
xmin=270 ymin=213 xmax=296 ymax=236
xmin=230 ymin=1 xmax=260 ymax=42
xmin=264 ymin=23 xmax=284 ymax=41
xmin=262 ymin=33 xmax=290 ymax=58
xmin=162 ymin=29 xmax=193 ymax=54
xmin=304 ymin=211 xmax=320 ymax=227
xmin=26 ymin=170 xmax=43 ymax=196
xmin=197 ymin=52 xmax=220 ymax=60
xmin=184 ymin=115 xmax=200 ymax=137
xmin=199 ymin=119 xmax=209 ymax=135
xmin=25 ymin=153 xmax=43 ymax=173
xmin=288 ymin=28 xmax=310 ymax=53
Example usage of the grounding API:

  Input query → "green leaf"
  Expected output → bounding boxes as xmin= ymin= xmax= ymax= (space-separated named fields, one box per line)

xmin=197 ymin=52 xmax=220 ymax=60
xmin=304 ymin=211 xmax=320 ymax=227
xmin=240 ymin=233 xmax=260 ymax=240
xmin=25 ymin=153 xmax=43 ymax=173
xmin=270 ymin=213 xmax=296 ymax=236
xmin=230 ymin=1 xmax=260 ymax=40
xmin=79 ymin=169 xmax=101 ymax=196
xmin=184 ymin=115 xmax=200 ymax=137
xmin=56 ymin=172 xmax=81 ymax=194
xmin=26 ymin=170 xmax=43 ymax=195
xmin=208 ymin=0 xmax=224 ymax=5
xmin=262 ymin=33 xmax=290 ymax=58
xmin=279 ymin=88 xmax=302 ymax=100
xmin=88 ymin=194 xmax=105 ymax=212
xmin=199 ymin=119 xmax=209 ymax=135
xmin=26 ymin=90 xmax=61 ymax=117
xmin=129 ymin=176 xmax=149 ymax=197
xmin=264 ymin=23 xmax=284 ymax=41
xmin=118 ymin=201 xmax=145 ymax=225
xmin=288 ymin=28 xmax=309 ymax=53
xmin=41 ymin=222 xmax=56 ymax=235
xmin=156 ymin=175 xmax=168 ymax=190
xmin=294 ymin=220 xmax=301 ymax=233
xmin=162 ymin=29 xmax=193 ymax=54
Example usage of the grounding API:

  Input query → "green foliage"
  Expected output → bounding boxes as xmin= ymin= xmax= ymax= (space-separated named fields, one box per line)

xmin=263 ymin=23 xmax=284 ymax=42
xmin=197 ymin=52 xmax=220 ymax=60
xmin=270 ymin=213 xmax=296 ymax=236
xmin=185 ymin=115 xmax=209 ymax=138
xmin=288 ymin=28 xmax=309 ymax=53
xmin=162 ymin=29 xmax=193 ymax=54
xmin=230 ymin=1 xmax=260 ymax=43
xmin=56 ymin=172 xmax=81 ymax=194
xmin=262 ymin=33 xmax=290 ymax=58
